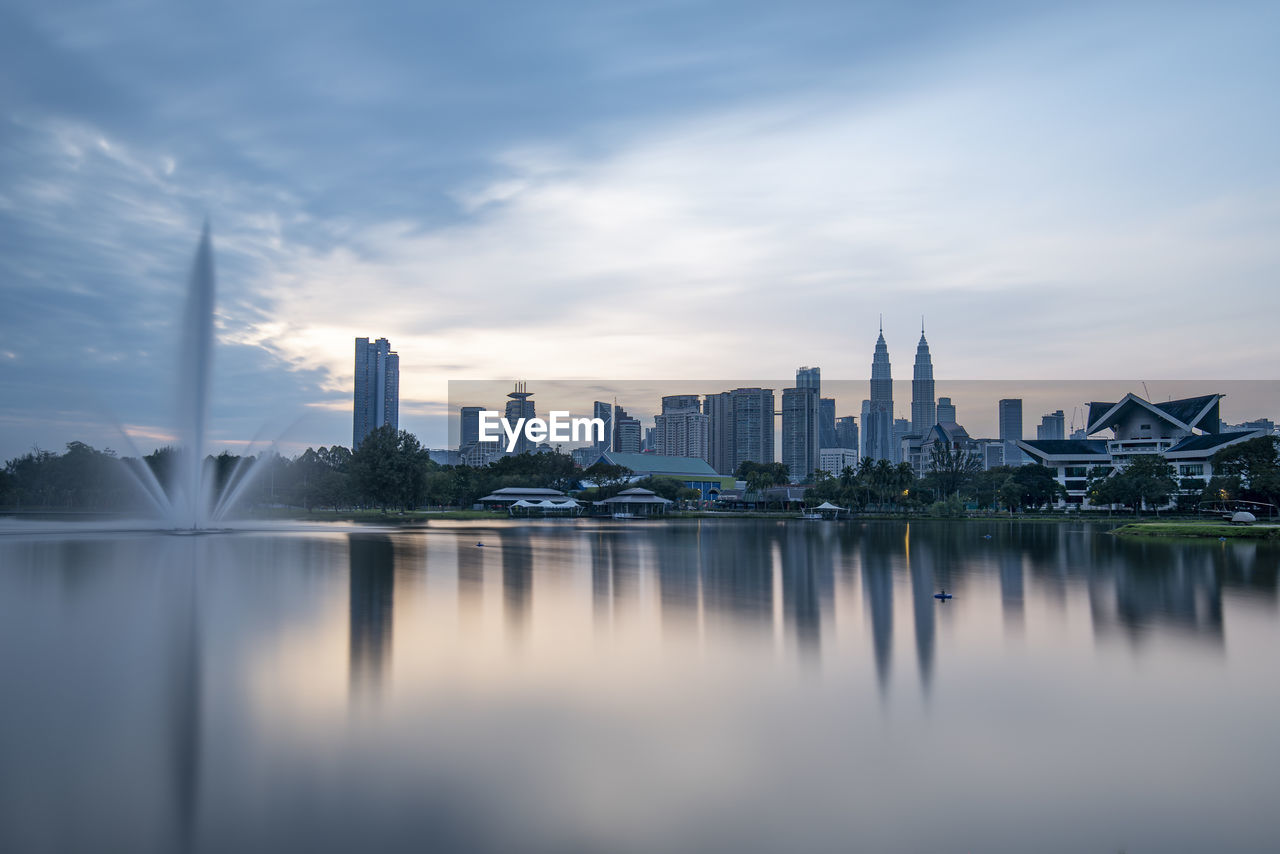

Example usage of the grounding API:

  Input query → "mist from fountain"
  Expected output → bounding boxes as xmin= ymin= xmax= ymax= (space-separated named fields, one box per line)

xmin=113 ymin=224 xmax=280 ymax=530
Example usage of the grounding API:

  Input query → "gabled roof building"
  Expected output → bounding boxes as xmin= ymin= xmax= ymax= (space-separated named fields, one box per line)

xmin=1018 ymin=392 xmax=1266 ymax=507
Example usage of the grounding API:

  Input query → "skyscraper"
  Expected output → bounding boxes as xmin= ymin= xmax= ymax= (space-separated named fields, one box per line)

xmin=999 ymin=398 xmax=1024 ymax=466
xmin=728 ymin=387 xmax=774 ymax=471
xmin=654 ymin=394 xmax=710 ymax=461
xmin=353 ymin=337 xmax=399 ymax=449
xmin=613 ymin=404 xmax=641 ymax=453
xmin=819 ymin=397 xmax=837 ymax=449
xmin=592 ymin=401 xmax=612 ymax=451
xmin=781 ymin=383 xmax=820 ymax=482
xmin=796 ymin=366 xmax=820 ymax=390
xmin=505 ymin=382 xmax=536 ymax=455
xmin=937 ymin=397 xmax=956 ymax=424
xmin=835 ymin=415 xmax=859 ymax=452
xmin=1037 ymin=410 xmax=1066 ymax=441
xmin=459 ymin=406 xmax=483 ymax=450
xmin=864 ymin=324 xmax=894 ymax=463
xmin=911 ymin=323 xmax=936 ymax=435
xmin=704 ymin=392 xmax=734 ymax=474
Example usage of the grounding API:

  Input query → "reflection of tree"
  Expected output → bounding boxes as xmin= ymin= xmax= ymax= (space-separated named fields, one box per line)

xmin=348 ymin=534 xmax=395 ymax=692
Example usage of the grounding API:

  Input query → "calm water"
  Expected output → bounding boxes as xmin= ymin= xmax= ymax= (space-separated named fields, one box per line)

xmin=2 ymin=519 xmax=1278 ymax=853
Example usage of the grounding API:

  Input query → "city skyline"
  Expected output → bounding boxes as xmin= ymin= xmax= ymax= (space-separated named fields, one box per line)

xmin=2 ymin=1 xmax=1278 ymax=459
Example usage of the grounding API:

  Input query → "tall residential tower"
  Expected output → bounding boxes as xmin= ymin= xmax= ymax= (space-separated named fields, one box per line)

xmin=353 ymin=337 xmax=399 ymax=449
xmin=863 ymin=323 xmax=895 ymax=463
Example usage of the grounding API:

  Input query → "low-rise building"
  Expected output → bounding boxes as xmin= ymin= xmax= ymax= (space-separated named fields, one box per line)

xmin=1018 ymin=392 xmax=1266 ymax=507
xmin=590 ymin=451 xmax=736 ymax=499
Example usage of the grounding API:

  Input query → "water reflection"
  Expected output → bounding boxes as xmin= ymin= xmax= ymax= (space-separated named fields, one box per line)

xmin=2 ymin=522 xmax=1279 ymax=854
xmin=348 ymin=534 xmax=395 ymax=692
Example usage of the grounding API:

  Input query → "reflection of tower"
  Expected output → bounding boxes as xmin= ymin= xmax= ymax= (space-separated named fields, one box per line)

xmin=349 ymin=534 xmax=395 ymax=691
xmin=1000 ymin=551 xmax=1024 ymax=633
xmin=782 ymin=527 xmax=824 ymax=657
xmin=863 ymin=555 xmax=894 ymax=696
xmin=499 ymin=529 xmax=533 ymax=638
xmin=908 ymin=531 xmax=935 ymax=696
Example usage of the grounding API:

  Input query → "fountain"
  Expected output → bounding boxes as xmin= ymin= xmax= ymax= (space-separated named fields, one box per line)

xmin=117 ymin=224 xmax=278 ymax=530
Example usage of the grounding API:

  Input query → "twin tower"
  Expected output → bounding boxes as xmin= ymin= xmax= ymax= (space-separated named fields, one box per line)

xmin=863 ymin=321 xmax=935 ymax=464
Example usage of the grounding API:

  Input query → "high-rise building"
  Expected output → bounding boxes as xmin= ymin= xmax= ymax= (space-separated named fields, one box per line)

xmin=835 ymin=415 xmax=859 ymax=452
xmin=911 ymin=323 xmax=936 ymax=435
xmin=592 ymin=401 xmax=612 ymax=451
xmin=353 ymin=337 xmax=399 ymax=449
xmin=504 ymin=382 xmax=536 ymax=455
xmin=654 ymin=394 xmax=709 ymax=461
xmin=728 ymin=387 xmax=775 ymax=471
xmin=796 ymin=366 xmax=820 ymax=390
xmin=704 ymin=392 xmax=735 ymax=474
xmin=782 ymin=383 xmax=820 ymax=482
xmin=999 ymin=398 xmax=1025 ymax=466
xmin=863 ymin=325 xmax=894 ymax=463
xmin=937 ymin=397 xmax=956 ymax=424
xmin=459 ymin=406 xmax=483 ymax=450
xmin=613 ymin=405 xmax=641 ymax=454
xmin=892 ymin=417 xmax=911 ymax=465
xmin=819 ymin=447 xmax=860 ymax=478
xmin=819 ymin=398 xmax=837 ymax=449
xmin=1037 ymin=410 xmax=1065 ymax=441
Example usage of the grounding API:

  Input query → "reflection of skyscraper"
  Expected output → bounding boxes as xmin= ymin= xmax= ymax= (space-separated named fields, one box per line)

xmin=863 ymin=553 xmax=894 ymax=695
xmin=169 ymin=569 xmax=203 ymax=851
xmin=1000 ymin=550 xmax=1024 ymax=633
xmin=349 ymin=534 xmax=395 ymax=691
xmin=908 ymin=534 xmax=935 ymax=696
xmin=781 ymin=527 xmax=826 ymax=657
xmin=865 ymin=325 xmax=894 ymax=463
xmin=500 ymin=529 xmax=533 ymax=637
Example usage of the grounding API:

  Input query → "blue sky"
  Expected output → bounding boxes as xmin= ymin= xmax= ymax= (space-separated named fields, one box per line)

xmin=2 ymin=0 xmax=1277 ymax=457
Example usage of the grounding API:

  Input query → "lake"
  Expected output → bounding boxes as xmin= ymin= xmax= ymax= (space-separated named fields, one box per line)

xmin=1 ymin=519 xmax=1277 ymax=853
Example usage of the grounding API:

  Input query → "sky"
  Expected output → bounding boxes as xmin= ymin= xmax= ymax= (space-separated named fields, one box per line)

xmin=2 ymin=0 xmax=1278 ymax=458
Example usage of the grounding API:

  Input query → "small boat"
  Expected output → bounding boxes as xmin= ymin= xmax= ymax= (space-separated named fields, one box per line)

xmin=934 ymin=591 xmax=953 ymax=600
xmin=800 ymin=512 xmax=822 ymax=520
xmin=612 ymin=512 xmax=635 ymax=520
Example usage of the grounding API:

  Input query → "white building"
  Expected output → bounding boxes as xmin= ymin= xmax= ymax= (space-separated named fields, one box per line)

xmin=1018 ymin=392 xmax=1266 ymax=507
xmin=819 ymin=447 xmax=860 ymax=478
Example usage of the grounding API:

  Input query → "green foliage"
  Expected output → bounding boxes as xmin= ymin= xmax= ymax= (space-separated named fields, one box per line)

xmin=1088 ymin=455 xmax=1177 ymax=515
xmin=924 ymin=443 xmax=982 ymax=499
xmin=929 ymin=494 xmax=966 ymax=517
xmin=1211 ymin=436 xmax=1280 ymax=507
xmin=349 ymin=426 xmax=435 ymax=510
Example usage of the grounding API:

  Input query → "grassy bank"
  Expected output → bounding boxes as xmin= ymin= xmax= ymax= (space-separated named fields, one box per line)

xmin=1111 ymin=521 xmax=1280 ymax=540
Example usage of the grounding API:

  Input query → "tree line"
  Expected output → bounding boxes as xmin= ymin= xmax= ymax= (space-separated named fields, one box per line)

xmin=4 ymin=427 xmax=1277 ymax=516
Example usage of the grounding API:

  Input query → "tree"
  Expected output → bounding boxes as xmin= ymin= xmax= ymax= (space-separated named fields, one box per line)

xmin=926 ymin=443 xmax=981 ymax=499
xmin=348 ymin=426 xmax=433 ymax=511
xmin=1212 ymin=436 xmax=1280 ymax=509
xmin=1091 ymin=455 xmax=1177 ymax=515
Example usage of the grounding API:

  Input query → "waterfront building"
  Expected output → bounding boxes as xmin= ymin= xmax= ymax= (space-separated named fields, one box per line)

xmin=705 ymin=387 xmax=775 ymax=473
xmin=863 ymin=325 xmax=895 ymax=463
xmin=1037 ymin=410 xmax=1066 ymax=441
xmin=835 ymin=415 xmax=859 ymax=452
xmin=654 ymin=394 xmax=710 ymax=462
xmin=782 ymin=382 xmax=820 ymax=482
xmin=978 ymin=439 xmax=1004 ymax=470
xmin=590 ymin=451 xmax=735 ymax=499
xmin=1018 ymin=392 xmax=1268 ymax=507
xmin=911 ymin=324 xmax=936 ymax=435
xmin=352 ymin=336 xmax=399 ymax=449
xmin=919 ymin=422 xmax=978 ymax=473
xmin=819 ymin=447 xmax=860 ymax=478
xmin=937 ymin=396 xmax=956 ymax=424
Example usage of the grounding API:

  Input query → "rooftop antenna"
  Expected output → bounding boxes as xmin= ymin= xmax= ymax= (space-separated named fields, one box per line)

xmin=1141 ymin=381 xmax=1150 ymax=400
